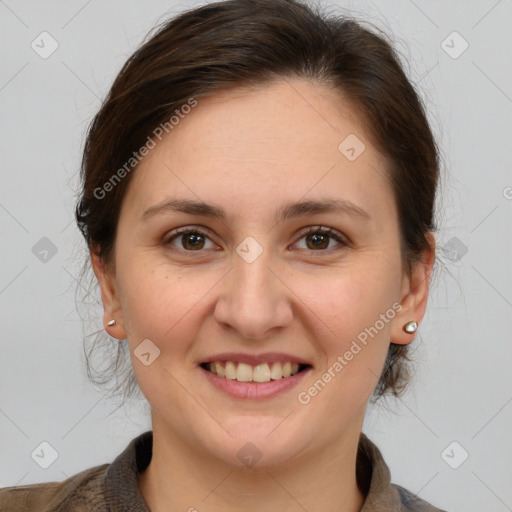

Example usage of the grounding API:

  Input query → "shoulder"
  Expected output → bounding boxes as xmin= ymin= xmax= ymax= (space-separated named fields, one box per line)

xmin=357 ymin=433 xmax=449 ymax=512
xmin=0 ymin=463 xmax=109 ymax=512
xmin=394 ymin=484 xmax=449 ymax=512
xmin=0 ymin=430 xmax=153 ymax=512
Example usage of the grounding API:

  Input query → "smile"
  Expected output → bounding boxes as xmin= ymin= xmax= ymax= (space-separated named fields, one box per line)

xmin=199 ymin=359 xmax=312 ymax=399
xmin=200 ymin=361 xmax=310 ymax=383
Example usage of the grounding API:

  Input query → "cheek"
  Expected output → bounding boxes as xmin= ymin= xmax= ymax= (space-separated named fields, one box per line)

xmin=116 ymin=262 xmax=204 ymax=397
xmin=298 ymin=263 xmax=399 ymax=343
xmin=116 ymin=256 xmax=217 ymax=352
xmin=293 ymin=259 xmax=400 ymax=397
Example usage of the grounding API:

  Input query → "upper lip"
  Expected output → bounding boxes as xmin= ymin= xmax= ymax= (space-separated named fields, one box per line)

xmin=200 ymin=352 xmax=311 ymax=366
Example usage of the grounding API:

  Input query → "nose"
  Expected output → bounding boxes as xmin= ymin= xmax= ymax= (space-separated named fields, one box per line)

xmin=213 ymin=247 xmax=293 ymax=340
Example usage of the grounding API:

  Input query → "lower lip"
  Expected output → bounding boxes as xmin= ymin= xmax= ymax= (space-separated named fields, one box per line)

xmin=199 ymin=365 xmax=311 ymax=399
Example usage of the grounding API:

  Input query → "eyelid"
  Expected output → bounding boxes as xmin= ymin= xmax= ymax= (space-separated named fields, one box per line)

xmin=163 ymin=225 xmax=218 ymax=247
xmin=292 ymin=225 xmax=350 ymax=249
xmin=163 ymin=224 xmax=350 ymax=252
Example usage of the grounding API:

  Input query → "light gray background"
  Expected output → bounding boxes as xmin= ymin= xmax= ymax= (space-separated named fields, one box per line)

xmin=1 ymin=1 xmax=511 ymax=510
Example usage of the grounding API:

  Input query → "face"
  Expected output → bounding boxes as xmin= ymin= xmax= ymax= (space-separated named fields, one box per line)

xmin=94 ymin=78 xmax=431 ymax=468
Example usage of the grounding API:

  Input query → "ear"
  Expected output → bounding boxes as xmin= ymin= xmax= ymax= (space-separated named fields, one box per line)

xmin=391 ymin=232 xmax=435 ymax=345
xmin=90 ymin=248 xmax=127 ymax=340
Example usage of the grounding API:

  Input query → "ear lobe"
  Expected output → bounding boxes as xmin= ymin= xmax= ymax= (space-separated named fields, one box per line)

xmin=391 ymin=232 xmax=436 ymax=345
xmin=90 ymin=250 xmax=127 ymax=339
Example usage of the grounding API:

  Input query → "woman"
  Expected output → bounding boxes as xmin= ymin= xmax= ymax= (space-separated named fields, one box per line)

xmin=0 ymin=0 xmax=447 ymax=510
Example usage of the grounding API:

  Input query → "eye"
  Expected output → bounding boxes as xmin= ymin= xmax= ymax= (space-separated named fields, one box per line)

xmin=164 ymin=227 xmax=218 ymax=251
xmin=163 ymin=225 xmax=349 ymax=253
xmin=293 ymin=226 xmax=348 ymax=251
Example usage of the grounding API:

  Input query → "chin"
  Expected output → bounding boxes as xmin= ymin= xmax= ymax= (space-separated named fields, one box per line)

xmin=198 ymin=414 xmax=313 ymax=470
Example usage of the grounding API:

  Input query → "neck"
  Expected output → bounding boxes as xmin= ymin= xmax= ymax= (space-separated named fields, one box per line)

xmin=138 ymin=419 xmax=365 ymax=512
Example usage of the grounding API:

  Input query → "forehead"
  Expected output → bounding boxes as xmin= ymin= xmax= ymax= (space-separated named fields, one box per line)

xmin=122 ymin=78 xmax=395 ymax=225
xmin=166 ymin=79 xmax=368 ymax=162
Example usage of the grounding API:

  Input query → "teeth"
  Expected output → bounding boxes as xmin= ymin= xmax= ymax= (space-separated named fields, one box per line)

xmin=236 ymin=362 xmax=253 ymax=382
xmin=253 ymin=363 xmax=271 ymax=383
xmin=206 ymin=361 xmax=304 ymax=382
xmin=225 ymin=361 xmax=237 ymax=380
xmin=214 ymin=361 xmax=224 ymax=377
xmin=270 ymin=362 xmax=282 ymax=380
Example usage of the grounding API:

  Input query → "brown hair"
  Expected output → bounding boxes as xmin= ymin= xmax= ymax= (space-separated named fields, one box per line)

xmin=76 ymin=0 xmax=439 ymax=401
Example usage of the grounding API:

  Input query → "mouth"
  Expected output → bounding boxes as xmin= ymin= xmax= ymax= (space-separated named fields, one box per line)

xmin=199 ymin=360 xmax=312 ymax=383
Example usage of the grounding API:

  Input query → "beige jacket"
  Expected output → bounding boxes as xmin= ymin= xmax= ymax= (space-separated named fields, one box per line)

xmin=0 ymin=431 xmax=447 ymax=511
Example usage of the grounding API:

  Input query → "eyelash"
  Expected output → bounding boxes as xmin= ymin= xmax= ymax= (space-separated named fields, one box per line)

xmin=163 ymin=225 xmax=349 ymax=254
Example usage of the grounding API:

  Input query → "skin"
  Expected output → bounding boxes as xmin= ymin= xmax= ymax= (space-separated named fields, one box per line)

xmin=92 ymin=78 xmax=434 ymax=512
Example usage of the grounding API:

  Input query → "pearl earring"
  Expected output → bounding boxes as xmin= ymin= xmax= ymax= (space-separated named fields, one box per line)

xmin=403 ymin=320 xmax=418 ymax=333
xmin=107 ymin=319 xmax=117 ymax=327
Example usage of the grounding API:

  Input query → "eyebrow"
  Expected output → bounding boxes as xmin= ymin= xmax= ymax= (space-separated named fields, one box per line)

xmin=141 ymin=197 xmax=370 ymax=223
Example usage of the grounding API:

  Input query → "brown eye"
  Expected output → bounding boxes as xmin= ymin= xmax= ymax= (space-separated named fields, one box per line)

xmin=305 ymin=232 xmax=329 ymax=250
xmin=165 ymin=228 xmax=216 ymax=251
xmin=181 ymin=231 xmax=205 ymax=250
xmin=294 ymin=226 xmax=348 ymax=251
